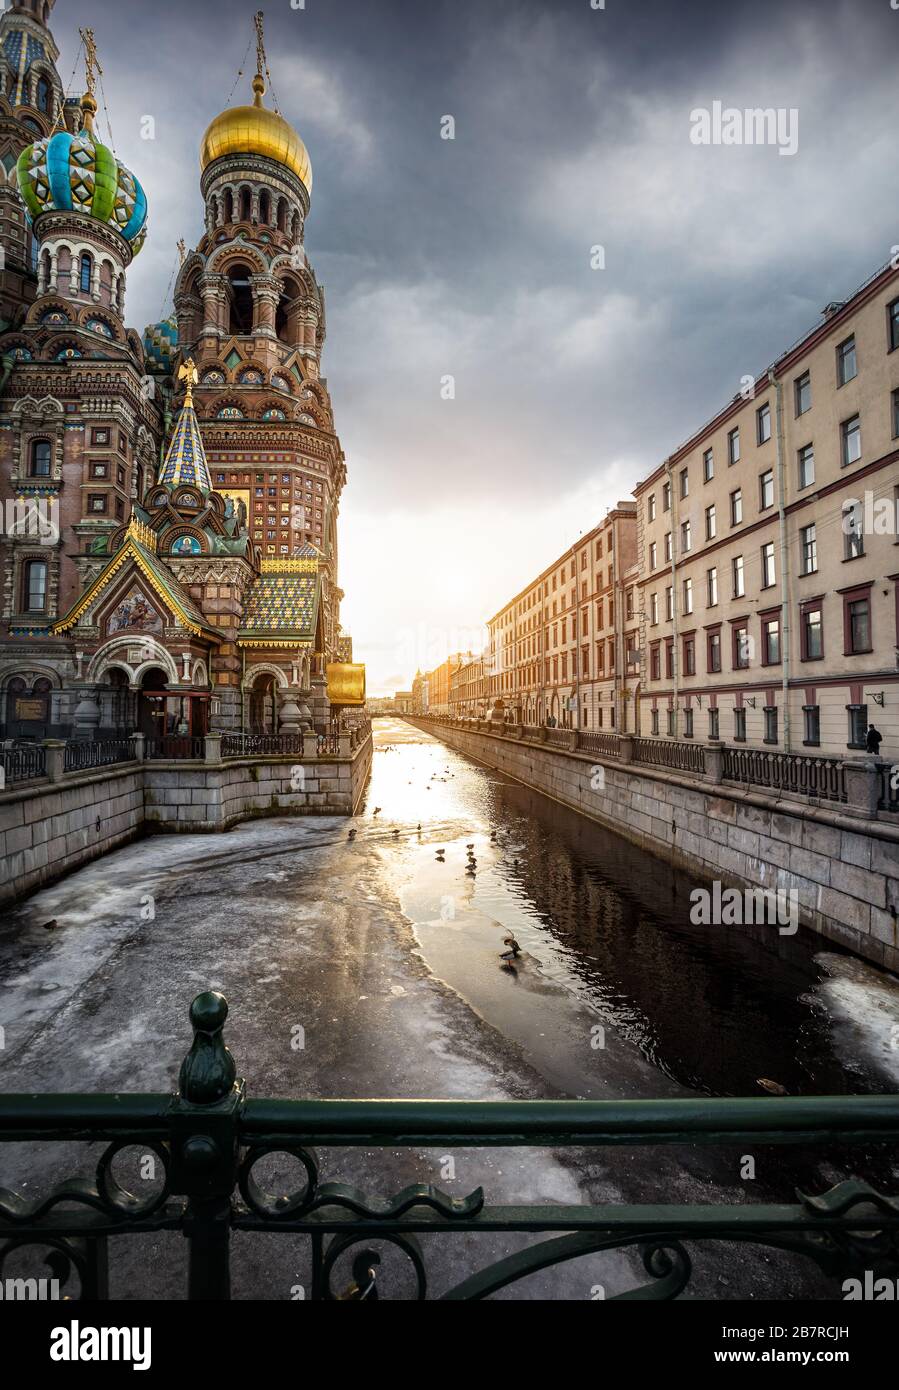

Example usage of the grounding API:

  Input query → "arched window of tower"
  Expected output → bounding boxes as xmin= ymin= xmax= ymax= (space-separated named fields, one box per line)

xmin=239 ymin=187 xmax=252 ymax=223
xmin=276 ymin=275 xmax=301 ymax=345
xmin=228 ymin=263 xmax=254 ymax=337
xmin=291 ymin=210 xmax=301 ymax=243
xmin=37 ymin=77 xmax=50 ymax=113
xmin=259 ymin=190 xmax=270 ymax=226
xmin=276 ymin=198 xmax=287 ymax=233
xmin=223 ymin=189 xmax=234 ymax=224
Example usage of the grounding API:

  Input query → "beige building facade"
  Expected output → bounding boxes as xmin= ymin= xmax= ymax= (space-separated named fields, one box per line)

xmin=635 ymin=260 xmax=899 ymax=759
xmin=485 ymin=504 xmax=640 ymax=731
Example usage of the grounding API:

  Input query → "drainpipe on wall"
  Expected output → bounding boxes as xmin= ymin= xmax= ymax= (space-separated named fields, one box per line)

xmin=770 ymin=368 xmax=792 ymax=752
xmin=667 ymin=461 xmax=679 ymax=737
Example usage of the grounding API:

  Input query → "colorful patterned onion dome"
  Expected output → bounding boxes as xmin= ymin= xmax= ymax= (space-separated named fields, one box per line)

xmin=16 ymin=126 xmax=148 ymax=251
xmin=200 ymin=75 xmax=311 ymax=193
xmin=143 ymin=317 xmax=178 ymax=373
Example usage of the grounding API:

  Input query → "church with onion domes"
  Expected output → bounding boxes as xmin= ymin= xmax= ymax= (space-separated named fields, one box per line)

xmin=0 ymin=3 xmax=363 ymax=745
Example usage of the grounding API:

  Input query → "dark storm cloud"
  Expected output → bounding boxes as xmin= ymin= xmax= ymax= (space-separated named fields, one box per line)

xmin=54 ymin=0 xmax=899 ymax=684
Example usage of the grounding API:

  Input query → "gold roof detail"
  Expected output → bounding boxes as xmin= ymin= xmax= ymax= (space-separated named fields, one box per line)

xmin=200 ymin=75 xmax=312 ymax=191
xmin=260 ymin=557 xmax=317 ymax=573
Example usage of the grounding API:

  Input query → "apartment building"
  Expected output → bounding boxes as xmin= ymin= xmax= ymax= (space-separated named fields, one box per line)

xmin=485 ymin=504 xmax=640 ymax=730
xmin=635 ymin=261 xmax=899 ymax=756
xmin=449 ymin=654 xmax=488 ymax=716
xmin=426 ymin=652 xmax=478 ymax=715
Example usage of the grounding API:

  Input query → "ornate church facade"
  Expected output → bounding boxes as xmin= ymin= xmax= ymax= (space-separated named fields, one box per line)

xmin=0 ymin=1 xmax=361 ymax=744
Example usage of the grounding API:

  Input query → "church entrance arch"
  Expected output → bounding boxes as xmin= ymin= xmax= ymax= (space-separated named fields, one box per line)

xmin=249 ymin=672 xmax=278 ymax=734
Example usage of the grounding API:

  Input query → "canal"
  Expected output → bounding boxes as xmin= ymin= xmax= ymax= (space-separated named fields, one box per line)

xmin=0 ymin=716 xmax=897 ymax=1300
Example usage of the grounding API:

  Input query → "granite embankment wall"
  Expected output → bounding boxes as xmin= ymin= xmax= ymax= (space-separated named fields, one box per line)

xmin=407 ymin=718 xmax=899 ymax=975
xmin=0 ymin=738 xmax=373 ymax=906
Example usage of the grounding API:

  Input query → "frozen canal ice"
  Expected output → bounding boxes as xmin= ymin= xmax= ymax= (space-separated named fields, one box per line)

xmin=1 ymin=718 xmax=897 ymax=1300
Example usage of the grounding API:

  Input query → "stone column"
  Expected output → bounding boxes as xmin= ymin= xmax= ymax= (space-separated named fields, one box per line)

xmin=130 ymin=732 xmax=146 ymax=762
xmin=705 ymin=740 xmax=725 ymax=785
xmin=205 ymin=732 xmax=222 ymax=765
xmin=251 ymin=276 xmax=280 ymax=339
xmin=73 ymin=690 xmax=101 ymax=736
xmin=843 ymin=758 xmax=880 ymax=820
xmin=42 ymin=739 xmax=66 ymax=783
xmin=279 ymin=693 xmax=302 ymax=733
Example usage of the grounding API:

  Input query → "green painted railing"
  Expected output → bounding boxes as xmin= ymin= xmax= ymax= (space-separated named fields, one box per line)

xmin=1 ymin=992 xmax=898 ymax=1300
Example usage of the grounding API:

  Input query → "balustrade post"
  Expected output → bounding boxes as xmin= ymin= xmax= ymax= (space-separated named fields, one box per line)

xmin=618 ymin=734 xmax=634 ymax=765
xmin=130 ymin=732 xmax=146 ymax=763
xmin=170 ymin=993 xmax=244 ymax=1301
xmin=842 ymin=758 xmax=880 ymax=820
xmin=205 ymin=732 xmax=223 ymax=766
xmin=705 ymin=740 xmax=725 ymax=786
xmin=338 ymin=733 xmax=352 ymax=757
xmin=42 ymin=739 xmax=66 ymax=783
xmin=303 ymin=731 xmax=319 ymax=760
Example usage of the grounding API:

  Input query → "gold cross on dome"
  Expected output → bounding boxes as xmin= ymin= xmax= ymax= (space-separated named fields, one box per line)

xmin=178 ymin=358 xmax=199 ymax=408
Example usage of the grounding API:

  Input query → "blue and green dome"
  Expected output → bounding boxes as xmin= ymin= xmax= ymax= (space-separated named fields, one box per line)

xmin=16 ymin=129 xmax=148 ymax=252
xmin=144 ymin=316 xmax=178 ymax=373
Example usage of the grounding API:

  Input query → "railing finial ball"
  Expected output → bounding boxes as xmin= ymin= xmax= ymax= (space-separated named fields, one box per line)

xmin=179 ymin=991 xmax=236 ymax=1105
xmin=189 ymin=991 xmax=229 ymax=1033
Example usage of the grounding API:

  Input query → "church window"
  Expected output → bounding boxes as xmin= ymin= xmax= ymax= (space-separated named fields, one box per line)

xmin=90 ymin=462 xmax=108 ymax=478
xmin=23 ymin=560 xmax=48 ymax=612
xmin=36 ymin=77 xmax=51 ymax=113
xmin=79 ymin=253 xmax=93 ymax=294
xmin=30 ymin=439 xmax=51 ymax=476
xmin=88 ymin=494 xmax=107 ymax=513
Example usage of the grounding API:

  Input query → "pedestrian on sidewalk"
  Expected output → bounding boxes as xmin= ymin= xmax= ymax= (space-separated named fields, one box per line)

xmin=866 ymin=723 xmax=883 ymax=756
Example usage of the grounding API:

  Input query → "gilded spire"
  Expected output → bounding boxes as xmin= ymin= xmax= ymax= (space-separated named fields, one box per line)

xmin=253 ymin=10 xmax=267 ymax=106
xmin=159 ymin=360 xmax=211 ymax=493
xmin=79 ymin=27 xmax=101 ymax=134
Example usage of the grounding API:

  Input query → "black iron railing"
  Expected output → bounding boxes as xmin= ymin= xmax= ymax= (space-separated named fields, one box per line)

xmin=1 ymin=992 xmax=898 ymax=1301
xmin=221 ymin=734 xmax=306 ymax=758
xmin=722 ymin=747 xmax=847 ymax=804
xmin=577 ymin=730 xmax=622 ymax=759
xmin=144 ymin=736 xmax=206 ymax=761
xmin=0 ymin=743 xmax=46 ymax=786
xmin=63 ymin=738 xmax=135 ymax=774
xmin=633 ymin=737 xmax=707 ymax=775
xmin=877 ymin=762 xmax=899 ymax=814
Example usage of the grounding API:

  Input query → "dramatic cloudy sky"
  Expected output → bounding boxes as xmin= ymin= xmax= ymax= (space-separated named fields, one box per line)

xmin=53 ymin=0 xmax=899 ymax=691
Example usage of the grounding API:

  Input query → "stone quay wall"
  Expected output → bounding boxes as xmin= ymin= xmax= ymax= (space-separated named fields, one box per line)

xmin=405 ymin=717 xmax=899 ymax=975
xmin=0 ymin=734 xmax=373 ymax=907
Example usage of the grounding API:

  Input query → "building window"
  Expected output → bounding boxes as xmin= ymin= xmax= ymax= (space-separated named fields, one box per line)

xmin=23 ymin=559 xmax=47 ymax=612
xmin=662 ymin=480 xmax=671 ymax=511
xmin=29 ymin=439 xmax=51 ymax=476
xmin=732 ymin=555 xmax=745 ymax=597
xmin=841 ymin=414 xmax=861 ymax=467
xmin=37 ymin=77 xmax=51 ymax=113
xmin=650 ymin=593 xmax=659 ymax=625
xmin=703 ymin=448 xmax=714 ymax=482
xmin=679 ymin=468 xmax=689 ymax=498
xmin=734 ymin=707 xmax=746 ymax=742
xmin=705 ymin=503 xmax=716 ymax=540
xmin=707 ymin=567 xmax=718 ymax=606
xmin=666 ymin=707 xmax=676 ymax=736
xmin=683 ymin=636 xmax=695 ymax=676
xmin=79 ymin=253 xmax=92 ymax=294
xmin=665 ymin=640 xmax=674 ymax=679
xmin=764 ymin=706 xmax=778 ymax=744
xmin=757 ymin=402 xmax=771 ymax=444
xmin=843 ymin=501 xmax=864 ymax=559
xmin=847 ymin=704 xmax=868 ymax=749
xmin=734 ymin=624 xmax=751 ymax=669
xmin=761 ymin=541 xmax=776 ymax=589
xmin=664 ymin=532 xmax=672 ymax=562
xmin=759 ymin=469 xmax=774 ymax=510
xmin=665 ymin=586 xmax=673 ymax=621
xmin=888 ymin=298 xmax=899 ymax=353
xmin=650 ymin=643 xmax=661 ymax=680
xmin=683 ymin=577 xmax=693 ymax=614
xmin=795 ymin=371 xmax=811 ymax=416
xmin=707 ymin=630 xmax=721 ymax=673
xmin=681 ymin=520 xmax=692 ymax=553
xmin=762 ymin=615 xmax=781 ymax=665
xmin=892 ymin=388 xmax=899 ymax=439
xmin=800 ymin=524 xmax=817 ymax=575
xmin=88 ymin=494 xmax=107 ymax=514
xmin=798 ymin=443 xmax=815 ymax=489
xmin=728 ymin=427 xmax=740 ymax=465
xmin=803 ymin=705 xmax=820 ymax=747
xmin=730 ymin=488 xmax=742 ymax=526
xmin=647 ymin=493 xmax=656 ymax=522
xmin=684 ymin=708 xmax=694 ymax=738
xmin=801 ymin=604 xmax=823 ymax=660
xmin=709 ymin=707 xmax=720 ymax=740
xmin=651 ymin=708 xmax=659 ymax=736
xmin=845 ymin=593 xmax=872 ymax=654
xmin=837 ymin=335 xmax=857 ymax=386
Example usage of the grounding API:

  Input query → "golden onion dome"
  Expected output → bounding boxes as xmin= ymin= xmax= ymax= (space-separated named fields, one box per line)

xmin=200 ymin=75 xmax=312 ymax=192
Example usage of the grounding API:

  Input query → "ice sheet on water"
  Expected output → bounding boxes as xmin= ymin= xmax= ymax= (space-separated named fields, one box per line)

xmin=813 ymin=951 xmax=899 ymax=1087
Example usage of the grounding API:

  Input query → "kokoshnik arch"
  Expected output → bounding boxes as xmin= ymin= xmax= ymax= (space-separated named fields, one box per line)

xmin=0 ymin=2 xmax=364 ymax=743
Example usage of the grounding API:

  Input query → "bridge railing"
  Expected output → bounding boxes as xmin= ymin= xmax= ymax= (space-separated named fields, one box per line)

xmin=0 ymin=991 xmax=897 ymax=1301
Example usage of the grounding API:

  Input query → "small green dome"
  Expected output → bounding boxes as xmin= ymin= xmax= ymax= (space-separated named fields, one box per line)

xmin=16 ymin=128 xmax=148 ymax=251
